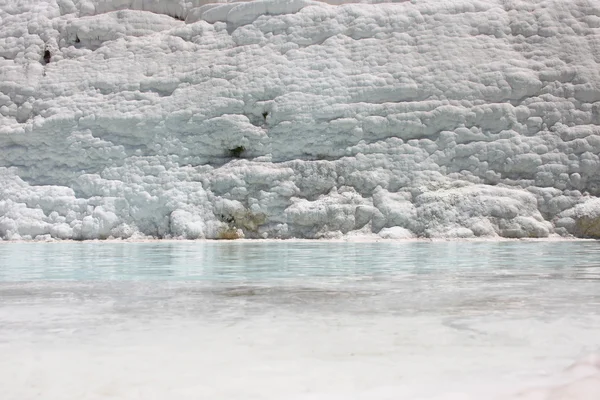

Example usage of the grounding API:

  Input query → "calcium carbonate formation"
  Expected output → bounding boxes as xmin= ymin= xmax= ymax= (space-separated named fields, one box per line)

xmin=1 ymin=0 xmax=600 ymax=240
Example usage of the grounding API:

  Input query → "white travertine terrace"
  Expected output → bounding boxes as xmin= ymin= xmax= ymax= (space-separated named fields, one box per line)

xmin=1 ymin=0 xmax=600 ymax=240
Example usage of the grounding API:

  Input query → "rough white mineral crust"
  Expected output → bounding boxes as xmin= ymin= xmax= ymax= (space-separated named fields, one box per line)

xmin=1 ymin=0 xmax=599 ymax=240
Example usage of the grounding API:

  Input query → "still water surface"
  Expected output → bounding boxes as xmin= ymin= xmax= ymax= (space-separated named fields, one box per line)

xmin=1 ymin=241 xmax=600 ymax=400
xmin=2 ymin=240 xmax=600 ymax=281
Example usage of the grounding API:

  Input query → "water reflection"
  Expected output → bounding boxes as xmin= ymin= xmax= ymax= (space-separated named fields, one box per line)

xmin=0 ymin=240 xmax=599 ymax=282
xmin=1 ymin=241 xmax=600 ymax=324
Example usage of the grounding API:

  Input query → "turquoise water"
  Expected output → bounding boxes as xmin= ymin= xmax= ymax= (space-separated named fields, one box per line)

xmin=1 ymin=241 xmax=600 ymax=400
xmin=2 ymin=240 xmax=600 ymax=281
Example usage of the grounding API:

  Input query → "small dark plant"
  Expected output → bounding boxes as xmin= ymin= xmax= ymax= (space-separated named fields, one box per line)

xmin=229 ymin=146 xmax=245 ymax=158
xmin=43 ymin=50 xmax=51 ymax=64
xmin=262 ymin=111 xmax=268 ymax=120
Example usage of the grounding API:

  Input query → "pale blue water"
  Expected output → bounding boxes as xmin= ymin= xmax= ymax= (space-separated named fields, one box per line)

xmin=1 ymin=241 xmax=600 ymax=400
xmin=1 ymin=240 xmax=600 ymax=282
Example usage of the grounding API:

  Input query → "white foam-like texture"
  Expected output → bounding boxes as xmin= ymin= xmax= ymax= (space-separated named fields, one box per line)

xmin=1 ymin=0 xmax=600 ymax=240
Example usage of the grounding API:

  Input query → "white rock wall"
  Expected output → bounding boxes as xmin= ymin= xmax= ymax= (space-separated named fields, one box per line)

xmin=1 ymin=0 xmax=600 ymax=240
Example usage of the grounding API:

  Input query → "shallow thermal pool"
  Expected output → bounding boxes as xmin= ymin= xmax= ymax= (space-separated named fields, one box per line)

xmin=1 ymin=240 xmax=600 ymax=400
